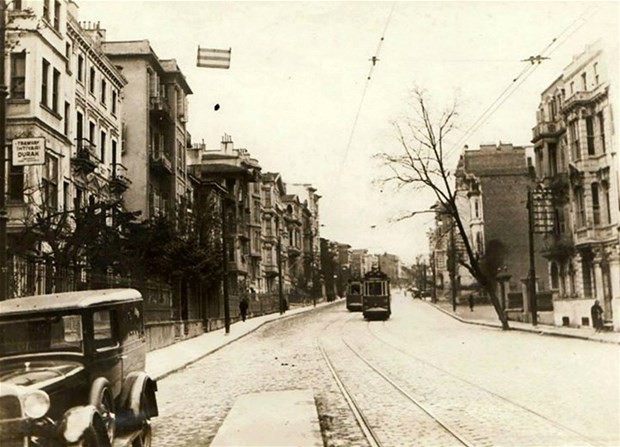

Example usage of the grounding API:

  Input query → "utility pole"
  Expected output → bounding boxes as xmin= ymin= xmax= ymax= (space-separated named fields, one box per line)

xmin=527 ymin=189 xmax=538 ymax=326
xmin=431 ymin=252 xmax=436 ymax=303
xmin=221 ymin=194 xmax=231 ymax=334
xmin=449 ymin=222 xmax=457 ymax=312
xmin=276 ymin=215 xmax=285 ymax=314
xmin=0 ymin=0 xmax=9 ymax=300
xmin=310 ymin=229 xmax=316 ymax=307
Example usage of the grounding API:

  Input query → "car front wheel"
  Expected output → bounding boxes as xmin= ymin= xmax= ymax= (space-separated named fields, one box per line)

xmin=89 ymin=380 xmax=116 ymax=444
xmin=132 ymin=422 xmax=152 ymax=447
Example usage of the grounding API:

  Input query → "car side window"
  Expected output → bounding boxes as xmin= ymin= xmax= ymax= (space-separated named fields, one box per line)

xmin=122 ymin=304 xmax=144 ymax=343
xmin=93 ymin=310 xmax=116 ymax=349
xmin=50 ymin=315 xmax=83 ymax=351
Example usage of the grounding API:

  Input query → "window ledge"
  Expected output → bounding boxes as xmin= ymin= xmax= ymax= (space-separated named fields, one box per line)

xmin=8 ymin=98 xmax=30 ymax=105
xmin=40 ymin=103 xmax=62 ymax=120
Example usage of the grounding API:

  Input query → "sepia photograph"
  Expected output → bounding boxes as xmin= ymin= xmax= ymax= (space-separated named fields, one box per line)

xmin=0 ymin=0 xmax=618 ymax=446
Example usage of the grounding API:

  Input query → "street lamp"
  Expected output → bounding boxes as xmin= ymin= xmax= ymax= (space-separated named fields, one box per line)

xmin=276 ymin=214 xmax=285 ymax=315
xmin=0 ymin=0 xmax=9 ymax=300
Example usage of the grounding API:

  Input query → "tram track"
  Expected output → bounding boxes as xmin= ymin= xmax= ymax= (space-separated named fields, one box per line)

xmin=364 ymin=318 xmax=604 ymax=447
xmin=317 ymin=316 xmax=475 ymax=447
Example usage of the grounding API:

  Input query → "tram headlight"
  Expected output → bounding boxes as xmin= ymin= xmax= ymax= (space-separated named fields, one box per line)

xmin=23 ymin=390 xmax=50 ymax=419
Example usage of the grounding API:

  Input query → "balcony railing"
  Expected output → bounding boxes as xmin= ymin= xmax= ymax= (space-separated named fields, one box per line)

xmin=149 ymin=148 xmax=173 ymax=175
xmin=71 ymin=138 xmax=99 ymax=173
xmin=149 ymin=95 xmax=171 ymax=119
xmin=287 ymin=245 xmax=301 ymax=256
xmin=149 ymin=192 xmax=170 ymax=218
xmin=541 ymin=233 xmax=574 ymax=261
xmin=263 ymin=263 xmax=278 ymax=275
xmin=562 ymin=85 xmax=607 ymax=112
xmin=110 ymin=163 xmax=132 ymax=193
xmin=532 ymin=121 xmax=563 ymax=142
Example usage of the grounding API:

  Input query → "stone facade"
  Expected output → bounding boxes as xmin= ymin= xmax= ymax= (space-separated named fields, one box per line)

xmin=533 ymin=39 xmax=619 ymax=330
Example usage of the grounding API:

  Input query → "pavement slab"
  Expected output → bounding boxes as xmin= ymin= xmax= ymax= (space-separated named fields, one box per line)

xmin=210 ymin=389 xmax=323 ymax=447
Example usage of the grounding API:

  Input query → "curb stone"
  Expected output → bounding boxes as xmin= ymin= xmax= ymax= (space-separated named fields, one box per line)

xmin=425 ymin=300 xmax=620 ymax=346
xmin=151 ymin=299 xmax=345 ymax=380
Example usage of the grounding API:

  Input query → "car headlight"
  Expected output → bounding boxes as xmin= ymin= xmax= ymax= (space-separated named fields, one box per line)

xmin=23 ymin=390 xmax=50 ymax=419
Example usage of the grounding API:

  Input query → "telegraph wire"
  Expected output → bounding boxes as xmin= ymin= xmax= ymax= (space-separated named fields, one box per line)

xmin=336 ymin=1 xmax=396 ymax=179
xmin=445 ymin=6 xmax=600 ymax=162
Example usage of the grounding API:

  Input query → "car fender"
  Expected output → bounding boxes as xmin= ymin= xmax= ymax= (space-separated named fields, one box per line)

xmin=59 ymin=405 xmax=106 ymax=445
xmin=119 ymin=372 xmax=158 ymax=421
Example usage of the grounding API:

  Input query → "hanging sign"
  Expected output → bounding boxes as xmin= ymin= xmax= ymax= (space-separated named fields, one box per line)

xmin=12 ymin=138 xmax=46 ymax=166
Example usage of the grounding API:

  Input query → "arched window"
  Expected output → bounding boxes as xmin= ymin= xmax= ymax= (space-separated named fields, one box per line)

xmin=550 ymin=263 xmax=559 ymax=290
xmin=475 ymin=233 xmax=484 ymax=254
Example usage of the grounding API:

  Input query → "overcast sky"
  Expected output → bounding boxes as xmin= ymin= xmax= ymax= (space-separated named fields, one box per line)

xmin=78 ymin=0 xmax=618 ymax=265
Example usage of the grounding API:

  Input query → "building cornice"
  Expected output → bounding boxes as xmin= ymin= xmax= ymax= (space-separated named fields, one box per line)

xmin=67 ymin=19 xmax=127 ymax=89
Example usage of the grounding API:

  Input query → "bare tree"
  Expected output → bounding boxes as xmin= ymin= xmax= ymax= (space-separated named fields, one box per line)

xmin=377 ymin=89 xmax=509 ymax=330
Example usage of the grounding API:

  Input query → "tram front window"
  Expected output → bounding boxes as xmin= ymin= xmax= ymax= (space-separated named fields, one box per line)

xmin=350 ymin=284 xmax=361 ymax=295
xmin=366 ymin=281 xmax=384 ymax=296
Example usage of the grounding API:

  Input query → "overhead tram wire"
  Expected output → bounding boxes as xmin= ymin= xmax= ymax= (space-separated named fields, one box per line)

xmin=336 ymin=1 xmax=397 ymax=179
xmin=444 ymin=6 xmax=600 ymax=162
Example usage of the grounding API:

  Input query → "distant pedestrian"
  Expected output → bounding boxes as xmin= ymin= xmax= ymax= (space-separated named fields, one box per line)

xmin=239 ymin=297 xmax=249 ymax=322
xmin=590 ymin=300 xmax=604 ymax=332
xmin=468 ymin=294 xmax=475 ymax=312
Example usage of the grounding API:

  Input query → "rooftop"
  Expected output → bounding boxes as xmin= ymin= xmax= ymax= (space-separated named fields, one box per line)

xmin=0 ymin=289 xmax=142 ymax=317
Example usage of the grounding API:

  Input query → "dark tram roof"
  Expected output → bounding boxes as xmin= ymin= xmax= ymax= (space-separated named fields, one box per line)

xmin=363 ymin=268 xmax=389 ymax=280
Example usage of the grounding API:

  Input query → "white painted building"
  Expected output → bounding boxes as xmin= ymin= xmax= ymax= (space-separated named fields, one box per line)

xmin=5 ymin=0 xmax=126 ymax=295
xmin=533 ymin=39 xmax=619 ymax=330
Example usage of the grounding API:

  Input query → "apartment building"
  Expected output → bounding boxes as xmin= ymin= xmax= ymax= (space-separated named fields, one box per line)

xmin=350 ymin=248 xmax=372 ymax=279
xmin=261 ymin=172 xmax=286 ymax=294
xmin=5 ymin=0 xmax=126 ymax=295
xmin=288 ymin=183 xmax=322 ymax=298
xmin=188 ymin=136 xmax=261 ymax=311
xmin=100 ymin=40 xmax=193 ymax=224
xmin=532 ymin=40 xmax=619 ymax=330
xmin=282 ymin=194 xmax=303 ymax=293
xmin=377 ymin=252 xmax=400 ymax=285
xmin=455 ymin=143 xmax=550 ymax=318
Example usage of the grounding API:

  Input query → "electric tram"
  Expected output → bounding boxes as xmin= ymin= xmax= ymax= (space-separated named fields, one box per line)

xmin=361 ymin=267 xmax=391 ymax=320
xmin=346 ymin=279 xmax=363 ymax=312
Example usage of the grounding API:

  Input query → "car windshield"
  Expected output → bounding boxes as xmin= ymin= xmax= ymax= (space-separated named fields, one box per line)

xmin=0 ymin=313 xmax=84 ymax=356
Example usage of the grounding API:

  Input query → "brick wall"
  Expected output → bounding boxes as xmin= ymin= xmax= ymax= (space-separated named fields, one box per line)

xmin=480 ymin=174 xmax=549 ymax=293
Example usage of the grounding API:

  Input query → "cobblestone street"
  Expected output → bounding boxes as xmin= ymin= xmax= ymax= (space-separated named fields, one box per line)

xmin=151 ymin=305 xmax=369 ymax=447
xmin=151 ymin=292 xmax=619 ymax=446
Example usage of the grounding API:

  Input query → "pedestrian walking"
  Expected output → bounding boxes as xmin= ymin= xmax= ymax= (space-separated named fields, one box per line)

xmin=468 ymin=294 xmax=475 ymax=312
xmin=239 ymin=297 xmax=249 ymax=322
xmin=590 ymin=300 xmax=604 ymax=332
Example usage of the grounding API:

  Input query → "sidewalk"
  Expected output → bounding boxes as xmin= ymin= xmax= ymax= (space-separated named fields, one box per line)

xmin=430 ymin=301 xmax=620 ymax=345
xmin=146 ymin=299 xmax=343 ymax=380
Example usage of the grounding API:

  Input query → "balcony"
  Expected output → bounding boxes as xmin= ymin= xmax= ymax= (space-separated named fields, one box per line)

xmin=71 ymin=139 xmax=98 ymax=173
xmin=543 ymin=173 xmax=570 ymax=206
xmin=575 ymin=224 xmax=616 ymax=247
xmin=287 ymin=245 xmax=301 ymax=256
xmin=149 ymin=192 xmax=170 ymax=218
xmin=532 ymin=121 xmax=563 ymax=142
xmin=149 ymin=149 xmax=173 ymax=175
xmin=562 ymin=85 xmax=608 ymax=113
xmin=263 ymin=263 xmax=278 ymax=276
xmin=149 ymin=95 xmax=172 ymax=121
xmin=110 ymin=163 xmax=132 ymax=193
xmin=541 ymin=234 xmax=575 ymax=261
xmin=227 ymin=259 xmax=248 ymax=274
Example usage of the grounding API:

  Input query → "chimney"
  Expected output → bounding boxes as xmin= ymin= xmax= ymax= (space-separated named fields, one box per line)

xmin=80 ymin=21 xmax=107 ymax=49
xmin=221 ymin=134 xmax=233 ymax=152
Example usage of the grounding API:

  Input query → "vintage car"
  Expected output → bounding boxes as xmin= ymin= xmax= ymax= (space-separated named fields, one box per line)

xmin=0 ymin=289 xmax=158 ymax=447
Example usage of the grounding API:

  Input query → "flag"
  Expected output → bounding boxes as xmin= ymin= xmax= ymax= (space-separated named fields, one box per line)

xmin=197 ymin=46 xmax=231 ymax=69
